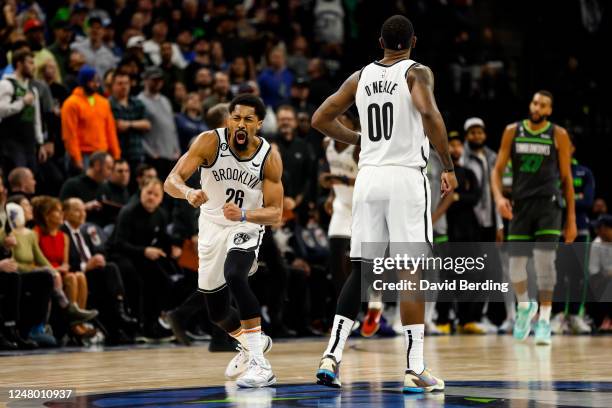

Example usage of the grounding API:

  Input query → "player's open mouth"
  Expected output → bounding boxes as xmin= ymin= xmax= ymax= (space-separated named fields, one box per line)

xmin=235 ymin=130 xmax=248 ymax=144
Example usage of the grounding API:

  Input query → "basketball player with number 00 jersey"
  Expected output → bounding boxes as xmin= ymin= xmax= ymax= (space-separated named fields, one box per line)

xmin=164 ymin=94 xmax=283 ymax=388
xmin=311 ymin=15 xmax=457 ymax=392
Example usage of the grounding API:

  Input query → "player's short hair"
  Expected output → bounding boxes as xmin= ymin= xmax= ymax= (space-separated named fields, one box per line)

xmin=229 ymin=94 xmax=267 ymax=121
xmin=380 ymin=15 xmax=414 ymax=51
xmin=535 ymin=90 xmax=554 ymax=106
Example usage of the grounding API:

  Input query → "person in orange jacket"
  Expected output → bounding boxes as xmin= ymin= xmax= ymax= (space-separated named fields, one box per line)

xmin=61 ymin=65 xmax=121 ymax=171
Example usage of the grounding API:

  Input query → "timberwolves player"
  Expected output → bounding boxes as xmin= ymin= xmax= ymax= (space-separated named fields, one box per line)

xmin=312 ymin=15 xmax=457 ymax=392
xmin=491 ymin=91 xmax=576 ymax=345
xmin=164 ymin=94 xmax=283 ymax=388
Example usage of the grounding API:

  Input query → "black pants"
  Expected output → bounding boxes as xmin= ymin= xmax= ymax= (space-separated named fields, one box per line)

xmin=554 ymin=234 xmax=590 ymax=315
xmin=16 ymin=271 xmax=54 ymax=333
xmin=86 ymin=263 xmax=126 ymax=331
xmin=0 ymin=272 xmax=21 ymax=323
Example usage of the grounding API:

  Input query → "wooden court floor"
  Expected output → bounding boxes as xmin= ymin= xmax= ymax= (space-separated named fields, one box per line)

xmin=0 ymin=335 xmax=610 ymax=407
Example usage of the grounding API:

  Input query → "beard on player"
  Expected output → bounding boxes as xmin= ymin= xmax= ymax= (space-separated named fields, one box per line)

xmin=528 ymin=110 xmax=548 ymax=124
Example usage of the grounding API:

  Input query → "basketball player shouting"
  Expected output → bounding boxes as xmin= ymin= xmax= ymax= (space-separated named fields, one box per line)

xmin=312 ymin=15 xmax=457 ymax=392
xmin=164 ymin=94 xmax=283 ymax=388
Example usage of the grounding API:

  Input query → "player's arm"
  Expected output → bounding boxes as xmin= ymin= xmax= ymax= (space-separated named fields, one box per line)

xmin=164 ymin=130 xmax=217 ymax=207
xmin=556 ymin=126 xmax=577 ymax=243
xmin=408 ymin=65 xmax=457 ymax=196
xmin=224 ymin=149 xmax=284 ymax=225
xmin=491 ymin=124 xmax=515 ymax=219
xmin=311 ymin=71 xmax=361 ymax=145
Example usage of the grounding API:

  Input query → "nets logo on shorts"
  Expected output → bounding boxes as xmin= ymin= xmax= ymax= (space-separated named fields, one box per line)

xmin=234 ymin=233 xmax=251 ymax=245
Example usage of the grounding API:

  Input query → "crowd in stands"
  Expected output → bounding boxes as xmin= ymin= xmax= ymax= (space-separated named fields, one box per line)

xmin=0 ymin=0 xmax=610 ymax=350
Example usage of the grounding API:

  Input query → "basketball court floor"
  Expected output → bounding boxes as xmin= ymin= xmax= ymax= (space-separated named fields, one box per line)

xmin=1 ymin=335 xmax=610 ymax=407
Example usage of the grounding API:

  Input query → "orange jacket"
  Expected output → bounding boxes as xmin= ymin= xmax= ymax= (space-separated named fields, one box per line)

xmin=61 ymin=87 xmax=121 ymax=164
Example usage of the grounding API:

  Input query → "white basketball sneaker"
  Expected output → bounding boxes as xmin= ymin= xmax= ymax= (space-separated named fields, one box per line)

xmin=236 ymin=356 xmax=276 ymax=388
xmin=225 ymin=334 xmax=273 ymax=379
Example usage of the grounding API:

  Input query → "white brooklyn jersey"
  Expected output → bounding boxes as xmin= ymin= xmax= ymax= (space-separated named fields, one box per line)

xmin=355 ymin=59 xmax=429 ymax=168
xmin=325 ymin=139 xmax=357 ymax=207
xmin=199 ymin=128 xmax=271 ymax=226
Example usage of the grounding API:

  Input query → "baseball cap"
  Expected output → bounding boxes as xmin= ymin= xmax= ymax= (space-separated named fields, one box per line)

xmin=142 ymin=66 xmax=164 ymax=79
xmin=126 ymin=35 xmax=145 ymax=49
xmin=448 ymin=130 xmax=462 ymax=140
xmin=464 ymin=117 xmax=485 ymax=132
xmin=23 ymin=19 xmax=44 ymax=34
xmin=78 ymin=65 xmax=97 ymax=86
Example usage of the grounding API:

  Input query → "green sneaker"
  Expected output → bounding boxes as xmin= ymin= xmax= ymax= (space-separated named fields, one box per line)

xmin=513 ymin=301 xmax=538 ymax=341
xmin=534 ymin=320 xmax=552 ymax=345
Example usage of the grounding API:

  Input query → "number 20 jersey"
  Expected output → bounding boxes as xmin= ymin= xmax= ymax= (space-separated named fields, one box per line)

xmin=355 ymin=59 xmax=429 ymax=169
xmin=199 ymin=128 xmax=272 ymax=226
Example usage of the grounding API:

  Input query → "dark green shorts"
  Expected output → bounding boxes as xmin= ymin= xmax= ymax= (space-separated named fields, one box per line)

xmin=508 ymin=196 xmax=562 ymax=254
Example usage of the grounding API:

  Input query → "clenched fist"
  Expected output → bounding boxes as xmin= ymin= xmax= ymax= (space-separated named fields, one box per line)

xmin=186 ymin=189 xmax=208 ymax=208
xmin=223 ymin=202 xmax=243 ymax=222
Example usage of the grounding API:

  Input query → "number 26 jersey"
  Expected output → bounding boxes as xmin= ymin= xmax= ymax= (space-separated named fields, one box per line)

xmin=355 ymin=58 xmax=429 ymax=169
xmin=199 ymin=128 xmax=272 ymax=226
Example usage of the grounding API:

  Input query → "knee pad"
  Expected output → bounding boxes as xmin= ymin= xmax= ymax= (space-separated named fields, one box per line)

xmin=533 ymin=249 xmax=557 ymax=291
xmin=509 ymin=256 xmax=528 ymax=284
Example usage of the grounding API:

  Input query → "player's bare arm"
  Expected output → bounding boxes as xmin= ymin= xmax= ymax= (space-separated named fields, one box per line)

xmin=311 ymin=71 xmax=361 ymax=145
xmin=556 ymin=126 xmax=577 ymax=243
xmin=164 ymin=130 xmax=218 ymax=207
xmin=223 ymin=148 xmax=284 ymax=225
xmin=408 ymin=65 xmax=458 ymax=197
xmin=491 ymin=123 xmax=517 ymax=219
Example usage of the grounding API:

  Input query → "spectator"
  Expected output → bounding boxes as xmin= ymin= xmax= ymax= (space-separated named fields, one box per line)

xmin=306 ymin=58 xmax=334 ymax=108
xmin=209 ymin=40 xmax=228 ymax=72
xmin=124 ymin=35 xmax=152 ymax=70
xmin=228 ymin=56 xmax=252 ymax=96
xmin=5 ymin=201 xmax=97 ymax=345
xmin=23 ymin=18 xmax=60 ymax=83
xmin=37 ymin=59 xmax=69 ymax=153
xmin=48 ymin=20 xmax=74 ymax=81
xmin=184 ymin=37 xmax=211 ymax=90
xmin=287 ymin=36 xmax=310 ymax=79
xmin=193 ymin=67 xmax=213 ymax=101
xmin=0 ymin=50 xmax=43 ymax=174
xmin=159 ymin=41 xmax=184 ymax=100
xmin=290 ymin=77 xmax=315 ymax=115
xmin=143 ymin=19 xmax=187 ymax=69
xmin=313 ymin=0 xmax=345 ymax=46
xmin=175 ymin=92 xmax=207 ymax=153
xmin=202 ymin=71 xmax=232 ymax=112
xmin=275 ymin=105 xmax=316 ymax=219
xmin=61 ymin=65 xmax=121 ymax=171
xmin=102 ymin=68 xmax=114 ymax=97
xmin=258 ymin=47 xmax=294 ymax=109
xmin=108 ymin=72 xmax=150 ymax=172
xmin=70 ymin=16 xmax=118 ymax=78
xmin=98 ymin=159 xmax=131 ymax=208
xmin=63 ymin=50 xmax=86 ymax=92
xmin=172 ymin=81 xmax=188 ymax=112
xmin=7 ymin=167 xmax=36 ymax=199
xmin=588 ymin=215 xmax=612 ymax=333
xmin=137 ymin=66 xmax=181 ymax=180
xmin=31 ymin=196 xmax=96 ymax=339
xmin=59 ymin=151 xmax=113 ymax=226
xmin=175 ymin=28 xmax=194 ymax=63
xmin=109 ymin=178 xmax=181 ymax=339
xmin=62 ymin=198 xmax=138 ymax=344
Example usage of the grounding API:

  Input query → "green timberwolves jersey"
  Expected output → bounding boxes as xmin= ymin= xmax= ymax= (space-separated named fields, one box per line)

xmin=510 ymin=120 xmax=560 ymax=201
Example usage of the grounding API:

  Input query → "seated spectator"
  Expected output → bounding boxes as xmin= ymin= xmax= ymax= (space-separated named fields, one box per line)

xmin=258 ymin=47 xmax=294 ymax=109
xmin=589 ymin=215 xmax=612 ymax=333
xmin=61 ymin=65 xmax=121 ymax=171
xmin=62 ymin=198 xmax=138 ymax=344
xmin=98 ymin=159 xmax=131 ymax=209
xmin=109 ymin=178 xmax=182 ymax=340
xmin=4 ymin=202 xmax=97 ymax=346
xmin=109 ymin=72 xmax=151 ymax=172
xmin=59 ymin=151 xmax=114 ymax=226
xmin=31 ymin=196 xmax=96 ymax=339
xmin=175 ymin=93 xmax=208 ymax=153
xmin=7 ymin=167 xmax=37 ymax=199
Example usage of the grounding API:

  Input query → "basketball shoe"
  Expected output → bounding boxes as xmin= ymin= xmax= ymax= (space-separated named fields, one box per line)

xmin=316 ymin=354 xmax=342 ymax=387
xmin=403 ymin=368 xmax=445 ymax=393
xmin=225 ymin=334 xmax=273 ymax=379
xmin=513 ymin=301 xmax=538 ymax=341
xmin=361 ymin=307 xmax=382 ymax=337
xmin=236 ymin=356 xmax=276 ymax=388
xmin=534 ymin=320 xmax=552 ymax=345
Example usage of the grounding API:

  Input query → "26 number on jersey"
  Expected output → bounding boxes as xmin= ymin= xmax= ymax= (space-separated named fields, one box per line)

xmin=226 ymin=188 xmax=244 ymax=207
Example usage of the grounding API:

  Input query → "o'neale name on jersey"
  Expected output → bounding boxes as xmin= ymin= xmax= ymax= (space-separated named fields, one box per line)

xmin=212 ymin=168 xmax=260 ymax=188
xmin=364 ymin=80 xmax=398 ymax=96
